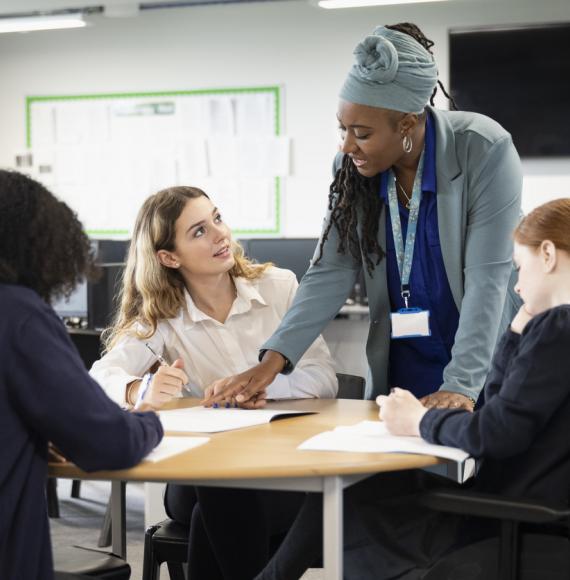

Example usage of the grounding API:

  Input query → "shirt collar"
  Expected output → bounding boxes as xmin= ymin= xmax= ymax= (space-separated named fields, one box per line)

xmin=421 ymin=111 xmax=437 ymax=194
xmin=181 ymin=275 xmax=268 ymax=327
xmin=379 ymin=110 xmax=437 ymax=202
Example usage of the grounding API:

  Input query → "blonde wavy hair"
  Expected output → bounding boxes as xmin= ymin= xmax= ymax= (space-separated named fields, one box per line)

xmin=103 ymin=186 xmax=272 ymax=351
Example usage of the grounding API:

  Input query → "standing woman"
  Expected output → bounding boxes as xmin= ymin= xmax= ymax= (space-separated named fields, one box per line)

xmin=205 ymin=22 xmax=522 ymax=410
xmin=256 ymin=197 xmax=570 ymax=579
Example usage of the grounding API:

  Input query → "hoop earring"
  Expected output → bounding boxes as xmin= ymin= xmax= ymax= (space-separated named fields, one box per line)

xmin=402 ymin=134 xmax=413 ymax=154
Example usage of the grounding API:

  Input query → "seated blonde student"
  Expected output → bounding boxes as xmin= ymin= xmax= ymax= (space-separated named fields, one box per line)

xmin=90 ymin=185 xmax=337 ymax=580
xmin=255 ymin=198 xmax=570 ymax=580
xmin=0 ymin=171 xmax=163 ymax=580
xmin=90 ymin=185 xmax=337 ymax=407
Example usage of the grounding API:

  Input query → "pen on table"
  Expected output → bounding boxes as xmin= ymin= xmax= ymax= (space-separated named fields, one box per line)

xmin=144 ymin=342 xmax=192 ymax=393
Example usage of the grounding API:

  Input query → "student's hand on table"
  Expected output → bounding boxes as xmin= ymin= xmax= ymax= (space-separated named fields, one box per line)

xmin=48 ymin=442 xmax=68 ymax=463
xmin=376 ymin=388 xmax=427 ymax=437
xmin=135 ymin=358 xmax=188 ymax=411
xmin=420 ymin=391 xmax=474 ymax=411
xmin=511 ymin=304 xmax=534 ymax=335
xmin=201 ymin=351 xmax=286 ymax=409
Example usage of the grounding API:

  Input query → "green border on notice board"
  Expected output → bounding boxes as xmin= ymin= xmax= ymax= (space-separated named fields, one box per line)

xmin=26 ymin=86 xmax=282 ymax=236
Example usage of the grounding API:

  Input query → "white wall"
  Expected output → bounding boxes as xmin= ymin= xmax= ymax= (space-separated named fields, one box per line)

xmin=0 ymin=0 xmax=569 ymax=236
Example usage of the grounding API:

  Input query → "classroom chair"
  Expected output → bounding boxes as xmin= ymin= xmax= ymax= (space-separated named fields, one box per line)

xmin=335 ymin=372 xmax=365 ymax=399
xmin=53 ymin=545 xmax=131 ymax=579
xmin=141 ymin=372 xmax=365 ymax=580
xmin=420 ymin=487 xmax=570 ymax=580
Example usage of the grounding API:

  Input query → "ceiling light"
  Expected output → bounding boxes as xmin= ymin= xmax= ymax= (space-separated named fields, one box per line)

xmin=0 ymin=14 xmax=87 ymax=34
xmin=318 ymin=0 xmax=447 ymax=8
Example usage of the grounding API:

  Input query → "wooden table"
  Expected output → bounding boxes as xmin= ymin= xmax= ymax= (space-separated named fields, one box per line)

xmin=49 ymin=398 xmax=442 ymax=579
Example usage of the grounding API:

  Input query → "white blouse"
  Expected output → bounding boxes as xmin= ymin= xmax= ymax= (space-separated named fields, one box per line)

xmin=90 ymin=267 xmax=338 ymax=405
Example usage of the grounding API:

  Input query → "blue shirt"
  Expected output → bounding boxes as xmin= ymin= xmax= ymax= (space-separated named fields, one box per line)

xmin=379 ymin=113 xmax=460 ymax=398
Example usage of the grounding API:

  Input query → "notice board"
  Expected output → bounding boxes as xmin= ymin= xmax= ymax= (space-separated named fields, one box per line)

xmin=26 ymin=86 xmax=287 ymax=237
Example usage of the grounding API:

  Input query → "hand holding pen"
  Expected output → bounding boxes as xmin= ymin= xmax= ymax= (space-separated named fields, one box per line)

xmin=135 ymin=343 xmax=190 ymax=411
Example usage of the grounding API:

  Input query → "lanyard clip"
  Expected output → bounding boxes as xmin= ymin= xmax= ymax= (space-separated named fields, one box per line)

xmin=401 ymin=287 xmax=411 ymax=309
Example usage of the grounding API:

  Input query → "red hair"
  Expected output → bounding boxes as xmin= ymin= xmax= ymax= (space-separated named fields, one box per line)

xmin=514 ymin=198 xmax=570 ymax=253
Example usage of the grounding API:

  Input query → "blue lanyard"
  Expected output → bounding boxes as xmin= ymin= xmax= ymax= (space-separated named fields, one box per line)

xmin=386 ymin=152 xmax=425 ymax=308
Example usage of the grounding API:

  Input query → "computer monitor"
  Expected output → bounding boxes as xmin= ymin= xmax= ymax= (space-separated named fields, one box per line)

xmin=244 ymin=238 xmax=319 ymax=283
xmin=88 ymin=263 xmax=125 ymax=330
xmin=52 ymin=280 xmax=88 ymax=319
xmin=91 ymin=239 xmax=129 ymax=263
xmin=243 ymin=237 xmax=369 ymax=305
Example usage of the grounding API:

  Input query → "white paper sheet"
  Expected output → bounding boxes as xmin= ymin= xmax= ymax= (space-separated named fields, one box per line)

xmin=298 ymin=420 xmax=469 ymax=463
xmin=159 ymin=406 xmax=312 ymax=433
xmin=143 ymin=435 xmax=210 ymax=463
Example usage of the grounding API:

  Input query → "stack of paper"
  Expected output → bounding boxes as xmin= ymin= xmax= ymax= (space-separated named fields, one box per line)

xmin=159 ymin=406 xmax=314 ymax=433
xmin=298 ymin=421 xmax=469 ymax=463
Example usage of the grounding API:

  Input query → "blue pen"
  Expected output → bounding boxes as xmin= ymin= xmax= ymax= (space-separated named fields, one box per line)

xmin=145 ymin=342 xmax=192 ymax=393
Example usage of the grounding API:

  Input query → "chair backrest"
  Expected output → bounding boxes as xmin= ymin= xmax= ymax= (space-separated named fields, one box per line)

xmin=335 ymin=373 xmax=365 ymax=400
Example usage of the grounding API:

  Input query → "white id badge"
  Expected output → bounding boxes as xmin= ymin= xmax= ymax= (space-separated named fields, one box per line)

xmin=390 ymin=307 xmax=431 ymax=339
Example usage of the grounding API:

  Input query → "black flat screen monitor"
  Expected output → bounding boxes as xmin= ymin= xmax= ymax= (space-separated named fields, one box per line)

xmin=244 ymin=238 xmax=319 ymax=282
xmin=449 ymin=23 xmax=570 ymax=157
xmin=88 ymin=263 xmax=125 ymax=330
xmin=52 ymin=280 xmax=88 ymax=319
xmin=92 ymin=239 xmax=129 ymax=263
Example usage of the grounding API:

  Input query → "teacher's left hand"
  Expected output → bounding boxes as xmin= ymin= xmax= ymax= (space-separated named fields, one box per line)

xmin=420 ymin=391 xmax=474 ymax=411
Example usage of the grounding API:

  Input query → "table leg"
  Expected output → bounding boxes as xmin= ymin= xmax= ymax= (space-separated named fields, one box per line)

xmin=111 ymin=480 xmax=126 ymax=559
xmin=323 ymin=476 xmax=343 ymax=580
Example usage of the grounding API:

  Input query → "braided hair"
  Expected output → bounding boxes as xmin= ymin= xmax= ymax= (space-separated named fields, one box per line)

xmin=314 ymin=23 xmax=456 ymax=275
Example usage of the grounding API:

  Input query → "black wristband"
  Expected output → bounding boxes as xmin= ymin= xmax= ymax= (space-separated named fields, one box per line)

xmin=258 ymin=349 xmax=293 ymax=375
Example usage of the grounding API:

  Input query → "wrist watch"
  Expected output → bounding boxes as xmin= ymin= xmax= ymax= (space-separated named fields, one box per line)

xmin=258 ymin=349 xmax=293 ymax=375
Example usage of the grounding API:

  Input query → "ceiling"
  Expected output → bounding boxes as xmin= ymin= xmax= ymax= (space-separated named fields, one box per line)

xmin=0 ymin=0 xmax=287 ymax=18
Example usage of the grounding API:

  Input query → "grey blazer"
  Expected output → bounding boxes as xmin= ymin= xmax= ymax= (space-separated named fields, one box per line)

xmin=263 ymin=106 xmax=523 ymax=399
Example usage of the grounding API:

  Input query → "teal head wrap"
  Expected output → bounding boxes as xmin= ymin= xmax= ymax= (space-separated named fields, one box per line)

xmin=339 ymin=26 xmax=438 ymax=114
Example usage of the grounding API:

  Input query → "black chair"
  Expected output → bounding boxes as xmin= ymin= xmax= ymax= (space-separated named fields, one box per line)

xmin=141 ymin=373 xmax=366 ymax=580
xmin=420 ymin=489 xmax=570 ymax=580
xmin=142 ymin=520 xmax=188 ymax=580
xmin=335 ymin=372 xmax=365 ymax=400
xmin=53 ymin=545 xmax=131 ymax=579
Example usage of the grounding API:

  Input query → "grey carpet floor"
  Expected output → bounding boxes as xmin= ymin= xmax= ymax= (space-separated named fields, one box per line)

xmin=49 ymin=479 xmax=322 ymax=580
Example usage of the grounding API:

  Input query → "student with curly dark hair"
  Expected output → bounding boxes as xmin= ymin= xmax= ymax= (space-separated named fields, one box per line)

xmin=0 ymin=170 xmax=94 ymax=302
xmin=0 ymin=170 xmax=163 ymax=580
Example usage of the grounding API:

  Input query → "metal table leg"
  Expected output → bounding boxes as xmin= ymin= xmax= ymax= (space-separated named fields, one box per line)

xmin=111 ymin=480 xmax=127 ymax=559
xmin=323 ymin=476 xmax=343 ymax=580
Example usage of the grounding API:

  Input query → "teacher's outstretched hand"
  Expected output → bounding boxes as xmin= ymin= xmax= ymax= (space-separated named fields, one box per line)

xmin=201 ymin=350 xmax=286 ymax=409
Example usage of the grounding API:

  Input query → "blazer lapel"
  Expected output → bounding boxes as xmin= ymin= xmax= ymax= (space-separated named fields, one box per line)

xmin=429 ymin=106 xmax=465 ymax=310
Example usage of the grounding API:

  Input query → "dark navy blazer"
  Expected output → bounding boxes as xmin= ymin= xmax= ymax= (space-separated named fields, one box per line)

xmin=0 ymin=284 xmax=163 ymax=580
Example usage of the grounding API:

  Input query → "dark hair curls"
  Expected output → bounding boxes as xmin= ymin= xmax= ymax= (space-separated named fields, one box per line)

xmin=0 ymin=170 xmax=96 ymax=303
